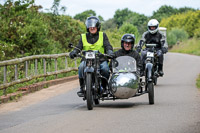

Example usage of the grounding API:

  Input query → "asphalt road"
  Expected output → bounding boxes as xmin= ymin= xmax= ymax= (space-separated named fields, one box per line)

xmin=0 ymin=52 xmax=200 ymax=133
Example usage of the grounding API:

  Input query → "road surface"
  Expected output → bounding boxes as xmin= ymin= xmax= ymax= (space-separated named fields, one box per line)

xmin=0 ymin=52 xmax=200 ymax=133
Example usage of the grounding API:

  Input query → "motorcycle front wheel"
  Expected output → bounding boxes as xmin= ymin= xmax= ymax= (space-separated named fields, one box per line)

xmin=86 ymin=73 xmax=93 ymax=110
xmin=148 ymin=82 xmax=154 ymax=104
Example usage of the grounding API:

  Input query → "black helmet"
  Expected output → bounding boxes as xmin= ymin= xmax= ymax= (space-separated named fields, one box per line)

xmin=85 ymin=16 xmax=101 ymax=32
xmin=121 ymin=34 xmax=135 ymax=50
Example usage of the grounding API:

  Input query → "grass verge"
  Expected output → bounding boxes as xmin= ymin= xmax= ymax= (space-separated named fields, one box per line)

xmin=170 ymin=38 xmax=200 ymax=56
xmin=196 ymin=74 xmax=200 ymax=89
xmin=170 ymin=38 xmax=200 ymax=90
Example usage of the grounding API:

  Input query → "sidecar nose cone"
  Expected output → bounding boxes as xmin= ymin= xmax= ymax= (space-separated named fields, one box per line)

xmin=110 ymin=73 xmax=139 ymax=99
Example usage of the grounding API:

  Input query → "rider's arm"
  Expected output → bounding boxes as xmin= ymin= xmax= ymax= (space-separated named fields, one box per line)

xmin=103 ymin=33 xmax=113 ymax=54
xmin=160 ymin=33 xmax=168 ymax=53
xmin=136 ymin=32 xmax=147 ymax=52
xmin=72 ymin=35 xmax=83 ymax=54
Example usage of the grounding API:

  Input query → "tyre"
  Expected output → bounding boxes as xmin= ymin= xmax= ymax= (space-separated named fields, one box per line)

xmin=86 ymin=73 xmax=93 ymax=110
xmin=94 ymin=99 xmax=100 ymax=105
xmin=154 ymin=77 xmax=157 ymax=85
xmin=148 ymin=82 xmax=154 ymax=104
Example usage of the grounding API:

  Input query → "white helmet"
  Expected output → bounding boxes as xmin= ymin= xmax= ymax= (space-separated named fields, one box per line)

xmin=147 ymin=19 xmax=159 ymax=34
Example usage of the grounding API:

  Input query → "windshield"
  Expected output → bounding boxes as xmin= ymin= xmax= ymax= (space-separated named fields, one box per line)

xmin=112 ymin=56 xmax=137 ymax=73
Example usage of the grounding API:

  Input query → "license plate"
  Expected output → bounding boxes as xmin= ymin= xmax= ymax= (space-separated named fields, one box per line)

xmin=147 ymin=52 xmax=154 ymax=57
xmin=85 ymin=52 xmax=95 ymax=59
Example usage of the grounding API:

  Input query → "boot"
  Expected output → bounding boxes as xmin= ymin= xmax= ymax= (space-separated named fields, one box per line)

xmin=158 ymin=64 xmax=164 ymax=76
xmin=77 ymin=78 xmax=84 ymax=94
xmin=101 ymin=78 xmax=107 ymax=90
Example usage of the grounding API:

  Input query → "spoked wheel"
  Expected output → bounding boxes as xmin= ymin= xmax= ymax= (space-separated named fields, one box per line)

xmin=86 ymin=73 xmax=93 ymax=110
xmin=148 ymin=82 xmax=154 ymax=104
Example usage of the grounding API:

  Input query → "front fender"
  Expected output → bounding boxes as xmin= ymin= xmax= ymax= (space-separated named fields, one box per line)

xmin=84 ymin=66 xmax=94 ymax=73
xmin=145 ymin=62 xmax=153 ymax=81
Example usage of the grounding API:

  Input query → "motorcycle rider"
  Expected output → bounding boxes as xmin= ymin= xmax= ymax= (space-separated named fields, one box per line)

xmin=69 ymin=16 xmax=113 ymax=95
xmin=113 ymin=34 xmax=142 ymax=75
xmin=136 ymin=19 xmax=168 ymax=76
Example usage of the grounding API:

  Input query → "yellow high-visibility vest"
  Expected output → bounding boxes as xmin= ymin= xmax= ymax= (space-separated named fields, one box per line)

xmin=81 ymin=32 xmax=104 ymax=53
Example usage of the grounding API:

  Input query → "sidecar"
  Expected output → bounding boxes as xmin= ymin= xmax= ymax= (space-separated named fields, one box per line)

xmin=108 ymin=56 xmax=154 ymax=104
xmin=109 ymin=56 xmax=139 ymax=99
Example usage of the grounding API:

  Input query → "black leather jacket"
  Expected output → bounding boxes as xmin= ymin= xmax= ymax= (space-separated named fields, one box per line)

xmin=114 ymin=49 xmax=142 ymax=69
xmin=137 ymin=31 xmax=167 ymax=53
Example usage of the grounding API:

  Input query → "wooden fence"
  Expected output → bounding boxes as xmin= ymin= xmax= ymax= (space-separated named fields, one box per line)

xmin=0 ymin=53 xmax=78 ymax=95
xmin=0 ymin=48 xmax=120 ymax=96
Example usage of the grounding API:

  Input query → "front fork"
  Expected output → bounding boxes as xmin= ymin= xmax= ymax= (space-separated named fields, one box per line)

xmin=145 ymin=62 xmax=153 ymax=82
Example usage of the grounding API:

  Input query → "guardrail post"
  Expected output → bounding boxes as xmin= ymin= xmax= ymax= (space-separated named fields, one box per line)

xmin=25 ymin=61 xmax=28 ymax=78
xmin=3 ymin=66 xmax=7 ymax=96
xmin=15 ymin=64 xmax=18 ymax=80
xmin=65 ymin=56 xmax=68 ymax=69
xmin=43 ymin=59 xmax=46 ymax=81
xmin=55 ymin=58 xmax=57 ymax=79
xmin=35 ymin=59 xmax=37 ymax=75
xmin=75 ymin=59 xmax=77 ymax=68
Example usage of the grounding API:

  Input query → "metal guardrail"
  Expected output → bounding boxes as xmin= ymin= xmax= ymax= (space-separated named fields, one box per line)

xmin=0 ymin=53 xmax=78 ymax=95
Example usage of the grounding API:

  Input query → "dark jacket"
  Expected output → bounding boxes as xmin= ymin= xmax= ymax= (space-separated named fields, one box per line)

xmin=74 ymin=32 xmax=113 ymax=62
xmin=138 ymin=31 xmax=166 ymax=49
xmin=114 ymin=49 xmax=142 ymax=69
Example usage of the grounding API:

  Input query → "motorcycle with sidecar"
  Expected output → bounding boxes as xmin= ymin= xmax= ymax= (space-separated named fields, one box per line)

xmin=69 ymin=44 xmax=154 ymax=110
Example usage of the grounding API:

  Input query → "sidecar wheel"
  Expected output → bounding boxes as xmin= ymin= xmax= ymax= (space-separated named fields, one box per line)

xmin=94 ymin=99 xmax=100 ymax=105
xmin=154 ymin=77 xmax=157 ymax=85
xmin=148 ymin=82 xmax=154 ymax=104
xmin=86 ymin=73 xmax=93 ymax=110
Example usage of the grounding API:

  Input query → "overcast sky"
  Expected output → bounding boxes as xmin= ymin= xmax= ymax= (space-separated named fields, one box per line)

xmin=22 ymin=0 xmax=200 ymax=20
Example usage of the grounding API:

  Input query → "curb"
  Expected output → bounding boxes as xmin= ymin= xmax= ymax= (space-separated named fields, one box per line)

xmin=0 ymin=75 xmax=78 ymax=104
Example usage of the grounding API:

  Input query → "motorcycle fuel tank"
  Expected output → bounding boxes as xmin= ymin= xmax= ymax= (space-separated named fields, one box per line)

xmin=110 ymin=73 xmax=139 ymax=99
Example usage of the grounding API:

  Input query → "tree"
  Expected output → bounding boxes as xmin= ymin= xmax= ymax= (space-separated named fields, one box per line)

xmin=151 ymin=5 xmax=177 ymax=22
xmin=102 ymin=18 xmax=117 ymax=30
xmin=51 ymin=0 xmax=60 ymax=15
xmin=74 ymin=10 xmax=96 ymax=22
xmin=114 ymin=8 xmax=132 ymax=27
xmin=119 ymin=23 xmax=140 ymax=42
xmin=126 ymin=12 xmax=148 ymax=34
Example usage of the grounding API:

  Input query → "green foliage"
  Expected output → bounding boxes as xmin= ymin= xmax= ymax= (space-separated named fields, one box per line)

xmin=112 ymin=8 xmax=148 ymax=34
xmin=114 ymin=8 xmax=132 ymax=27
xmin=105 ymin=28 xmax=122 ymax=48
xmin=98 ymin=15 xmax=104 ymax=22
xmin=170 ymin=38 xmax=200 ymax=56
xmin=152 ymin=5 xmax=196 ymax=22
xmin=119 ymin=23 xmax=140 ymax=42
xmin=126 ymin=12 xmax=148 ymax=34
xmin=167 ymin=28 xmax=188 ymax=47
xmin=74 ymin=10 xmax=96 ymax=22
xmin=160 ymin=10 xmax=200 ymax=37
xmin=196 ymin=74 xmax=200 ymax=89
xmin=51 ymin=0 xmax=61 ymax=15
xmin=0 ymin=0 xmax=85 ymax=61
xmin=102 ymin=18 xmax=117 ymax=31
xmin=152 ymin=5 xmax=178 ymax=22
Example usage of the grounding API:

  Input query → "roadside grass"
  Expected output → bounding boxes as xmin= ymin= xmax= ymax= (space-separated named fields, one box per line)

xmin=170 ymin=38 xmax=200 ymax=89
xmin=170 ymin=38 xmax=200 ymax=56
xmin=196 ymin=74 xmax=200 ymax=90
